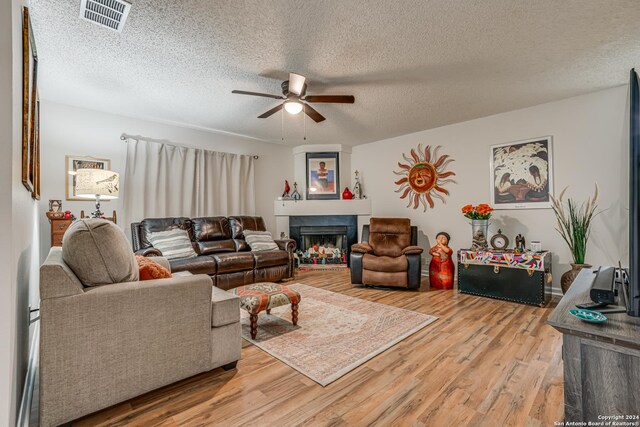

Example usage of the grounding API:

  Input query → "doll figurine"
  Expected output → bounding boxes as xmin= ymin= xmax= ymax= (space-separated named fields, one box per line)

xmin=429 ymin=232 xmax=455 ymax=290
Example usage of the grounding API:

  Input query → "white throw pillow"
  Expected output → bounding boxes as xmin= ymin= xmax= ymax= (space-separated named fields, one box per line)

xmin=148 ymin=228 xmax=197 ymax=260
xmin=244 ymin=230 xmax=279 ymax=251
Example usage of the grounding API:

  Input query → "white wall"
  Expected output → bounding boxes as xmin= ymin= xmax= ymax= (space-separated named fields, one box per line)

xmin=1 ymin=1 xmax=40 ymax=425
xmin=39 ymin=101 xmax=294 ymax=259
xmin=352 ymin=86 xmax=629 ymax=292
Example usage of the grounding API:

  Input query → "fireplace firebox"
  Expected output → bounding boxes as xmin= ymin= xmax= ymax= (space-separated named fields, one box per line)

xmin=289 ymin=215 xmax=358 ymax=267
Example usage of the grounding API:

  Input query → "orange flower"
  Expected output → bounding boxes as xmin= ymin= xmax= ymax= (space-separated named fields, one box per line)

xmin=461 ymin=204 xmax=473 ymax=214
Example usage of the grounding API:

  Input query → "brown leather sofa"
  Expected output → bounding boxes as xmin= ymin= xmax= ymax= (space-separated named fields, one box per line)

xmin=350 ymin=218 xmax=423 ymax=289
xmin=131 ymin=216 xmax=296 ymax=290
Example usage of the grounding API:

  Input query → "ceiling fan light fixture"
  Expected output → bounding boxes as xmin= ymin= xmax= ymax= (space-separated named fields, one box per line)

xmin=284 ymin=101 xmax=303 ymax=115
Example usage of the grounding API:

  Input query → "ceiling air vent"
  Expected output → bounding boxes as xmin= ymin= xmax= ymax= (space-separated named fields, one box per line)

xmin=79 ymin=0 xmax=132 ymax=33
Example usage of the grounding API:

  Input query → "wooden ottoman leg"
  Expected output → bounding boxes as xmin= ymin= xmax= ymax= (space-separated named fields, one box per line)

xmin=291 ymin=302 xmax=298 ymax=326
xmin=250 ymin=314 xmax=258 ymax=340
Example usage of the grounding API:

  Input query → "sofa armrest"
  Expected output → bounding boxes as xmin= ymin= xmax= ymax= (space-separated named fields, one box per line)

xmin=406 ymin=253 xmax=423 ymax=289
xmin=148 ymin=256 xmax=171 ymax=272
xmin=351 ymin=243 xmax=373 ymax=254
xmin=402 ymin=246 xmax=424 ymax=255
xmin=135 ymin=247 xmax=163 ymax=257
xmin=39 ymin=274 xmax=213 ymax=426
xmin=274 ymin=239 xmax=296 ymax=252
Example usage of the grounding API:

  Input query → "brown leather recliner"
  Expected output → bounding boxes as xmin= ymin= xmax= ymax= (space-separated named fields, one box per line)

xmin=350 ymin=218 xmax=423 ymax=289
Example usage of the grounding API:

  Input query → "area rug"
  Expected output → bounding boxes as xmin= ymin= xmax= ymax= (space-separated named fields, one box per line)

xmin=240 ymin=283 xmax=438 ymax=386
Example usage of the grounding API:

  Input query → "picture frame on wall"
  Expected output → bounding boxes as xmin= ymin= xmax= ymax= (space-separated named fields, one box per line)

xmin=66 ymin=156 xmax=111 ymax=201
xmin=306 ymin=152 xmax=340 ymax=200
xmin=21 ymin=7 xmax=39 ymax=197
xmin=31 ymin=97 xmax=40 ymax=200
xmin=489 ymin=136 xmax=553 ymax=209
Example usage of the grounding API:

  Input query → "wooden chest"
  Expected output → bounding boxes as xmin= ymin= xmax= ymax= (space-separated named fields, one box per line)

xmin=457 ymin=250 xmax=552 ymax=306
xmin=50 ymin=218 xmax=72 ymax=247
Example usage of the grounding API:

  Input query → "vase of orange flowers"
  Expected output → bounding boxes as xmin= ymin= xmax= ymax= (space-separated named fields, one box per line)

xmin=461 ymin=204 xmax=494 ymax=250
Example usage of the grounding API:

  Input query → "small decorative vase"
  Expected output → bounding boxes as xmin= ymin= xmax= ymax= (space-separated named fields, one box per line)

xmin=342 ymin=187 xmax=354 ymax=199
xmin=560 ymin=263 xmax=592 ymax=294
xmin=470 ymin=219 xmax=489 ymax=251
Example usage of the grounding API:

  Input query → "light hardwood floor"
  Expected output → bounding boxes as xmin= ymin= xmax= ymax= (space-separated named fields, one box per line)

xmin=76 ymin=269 xmax=564 ymax=426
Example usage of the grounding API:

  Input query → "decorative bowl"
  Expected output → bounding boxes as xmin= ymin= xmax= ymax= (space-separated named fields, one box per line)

xmin=46 ymin=211 xmax=65 ymax=219
xmin=568 ymin=308 xmax=607 ymax=323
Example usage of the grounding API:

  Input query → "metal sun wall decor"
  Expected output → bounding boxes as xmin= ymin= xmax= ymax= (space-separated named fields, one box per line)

xmin=394 ymin=144 xmax=456 ymax=211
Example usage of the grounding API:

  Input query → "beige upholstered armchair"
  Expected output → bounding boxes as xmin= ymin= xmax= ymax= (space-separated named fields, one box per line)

xmin=350 ymin=218 xmax=423 ymax=289
xmin=39 ymin=219 xmax=241 ymax=427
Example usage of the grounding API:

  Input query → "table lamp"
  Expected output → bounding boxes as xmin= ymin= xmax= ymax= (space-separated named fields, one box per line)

xmin=74 ymin=169 xmax=119 ymax=218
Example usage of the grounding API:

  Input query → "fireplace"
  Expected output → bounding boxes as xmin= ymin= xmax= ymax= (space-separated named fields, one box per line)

xmin=289 ymin=215 xmax=358 ymax=267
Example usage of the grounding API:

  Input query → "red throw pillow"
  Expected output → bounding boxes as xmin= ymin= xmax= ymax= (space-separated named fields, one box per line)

xmin=135 ymin=256 xmax=172 ymax=281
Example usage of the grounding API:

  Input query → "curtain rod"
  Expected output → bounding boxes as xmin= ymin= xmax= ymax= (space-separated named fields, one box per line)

xmin=119 ymin=133 xmax=259 ymax=159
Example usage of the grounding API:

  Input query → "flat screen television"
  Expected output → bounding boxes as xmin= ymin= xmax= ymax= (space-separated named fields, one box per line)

xmin=628 ymin=68 xmax=640 ymax=317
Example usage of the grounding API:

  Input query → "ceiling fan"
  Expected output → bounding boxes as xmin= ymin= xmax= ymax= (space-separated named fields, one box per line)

xmin=232 ymin=73 xmax=355 ymax=123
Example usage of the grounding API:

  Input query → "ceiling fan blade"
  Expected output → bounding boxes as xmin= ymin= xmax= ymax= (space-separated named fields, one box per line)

xmin=258 ymin=103 xmax=284 ymax=119
xmin=288 ymin=73 xmax=306 ymax=96
xmin=303 ymin=103 xmax=326 ymax=123
xmin=303 ymin=95 xmax=355 ymax=103
xmin=232 ymin=90 xmax=284 ymax=100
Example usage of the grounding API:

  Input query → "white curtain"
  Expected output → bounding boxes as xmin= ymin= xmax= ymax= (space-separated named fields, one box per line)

xmin=122 ymin=137 xmax=255 ymax=227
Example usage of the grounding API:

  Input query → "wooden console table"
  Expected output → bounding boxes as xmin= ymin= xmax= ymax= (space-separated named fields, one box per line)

xmin=548 ymin=268 xmax=640 ymax=421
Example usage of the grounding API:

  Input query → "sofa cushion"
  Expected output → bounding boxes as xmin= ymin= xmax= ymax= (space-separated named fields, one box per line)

xmin=136 ymin=256 xmax=172 ymax=280
xmin=211 ymin=286 xmax=240 ymax=327
xmin=212 ymin=252 xmax=255 ymax=274
xmin=363 ymin=253 xmax=408 ymax=272
xmin=368 ymin=218 xmax=411 ymax=257
xmin=228 ymin=216 xmax=266 ymax=239
xmin=253 ymin=250 xmax=289 ymax=269
xmin=62 ymin=219 xmax=139 ymax=287
xmin=244 ymin=230 xmax=279 ymax=251
xmin=234 ymin=239 xmax=250 ymax=252
xmin=195 ymin=239 xmax=236 ymax=256
xmin=169 ymin=256 xmax=217 ymax=275
xmin=140 ymin=217 xmax=193 ymax=248
xmin=148 ymin=229 xmax=198 ymax=260
xmin=192 ymin=217 xmax=232 ymax=241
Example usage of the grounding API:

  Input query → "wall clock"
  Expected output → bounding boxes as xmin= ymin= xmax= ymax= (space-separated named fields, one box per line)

xmin=490 ymin=229 xmax=509 ymax=251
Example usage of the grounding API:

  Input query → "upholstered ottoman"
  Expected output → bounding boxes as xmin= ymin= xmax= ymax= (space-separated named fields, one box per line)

xmin=232 ymin=283 xmax=301 ymax=339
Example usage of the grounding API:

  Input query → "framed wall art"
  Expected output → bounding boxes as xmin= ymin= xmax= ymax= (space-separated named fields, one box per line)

xmin=306 ymin=152 xmax=340 ymax=200
xmin=31 ymin=97 xmax=41 ymax=200
xmin=22 ymin=7 xmax=39 ymax=197
xmin=490 ymin=136 xmax=553 ymax=209
xmin=66 ymin=156 xmax=111 ymax=201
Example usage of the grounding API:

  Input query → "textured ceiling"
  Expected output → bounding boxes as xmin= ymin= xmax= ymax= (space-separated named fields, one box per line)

xmin=30 ymin=0 xmax=640 ymax=146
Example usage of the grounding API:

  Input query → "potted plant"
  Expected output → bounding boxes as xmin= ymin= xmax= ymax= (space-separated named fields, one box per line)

xmin=550 ymin=185 xmax=599 ymax=294
xmin=461 ymin=204 xmax=494 ymax=250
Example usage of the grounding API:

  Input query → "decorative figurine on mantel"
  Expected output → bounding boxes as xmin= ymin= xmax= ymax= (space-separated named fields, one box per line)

xmin=429 ymin=232 xmax=455 ymax=289
xmin=281 ymin=180 xmax=291 ymax=200
xmin=353 ymin=170 xmax=364 ymax=199
xmin=291 ymin=182 xmax=301 ymax=201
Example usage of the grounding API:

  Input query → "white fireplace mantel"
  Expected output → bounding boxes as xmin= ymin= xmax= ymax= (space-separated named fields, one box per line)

xmin=273 ymin=199 xmax=372 ymax=240
xmin=274 ymin=199 xmax=371 ymax=216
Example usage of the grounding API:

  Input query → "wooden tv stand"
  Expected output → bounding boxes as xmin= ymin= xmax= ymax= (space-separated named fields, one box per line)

xmin=548 ymin=268 xmax=640 ymax=422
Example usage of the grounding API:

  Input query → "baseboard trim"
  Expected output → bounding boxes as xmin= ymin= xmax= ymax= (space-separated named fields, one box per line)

xmin=17 ymin=321 xmax=39 ymax=427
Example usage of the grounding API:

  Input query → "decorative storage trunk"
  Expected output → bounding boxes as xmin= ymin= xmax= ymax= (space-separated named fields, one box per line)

xmin=457 ymin=250 xmax=552 ymax=306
